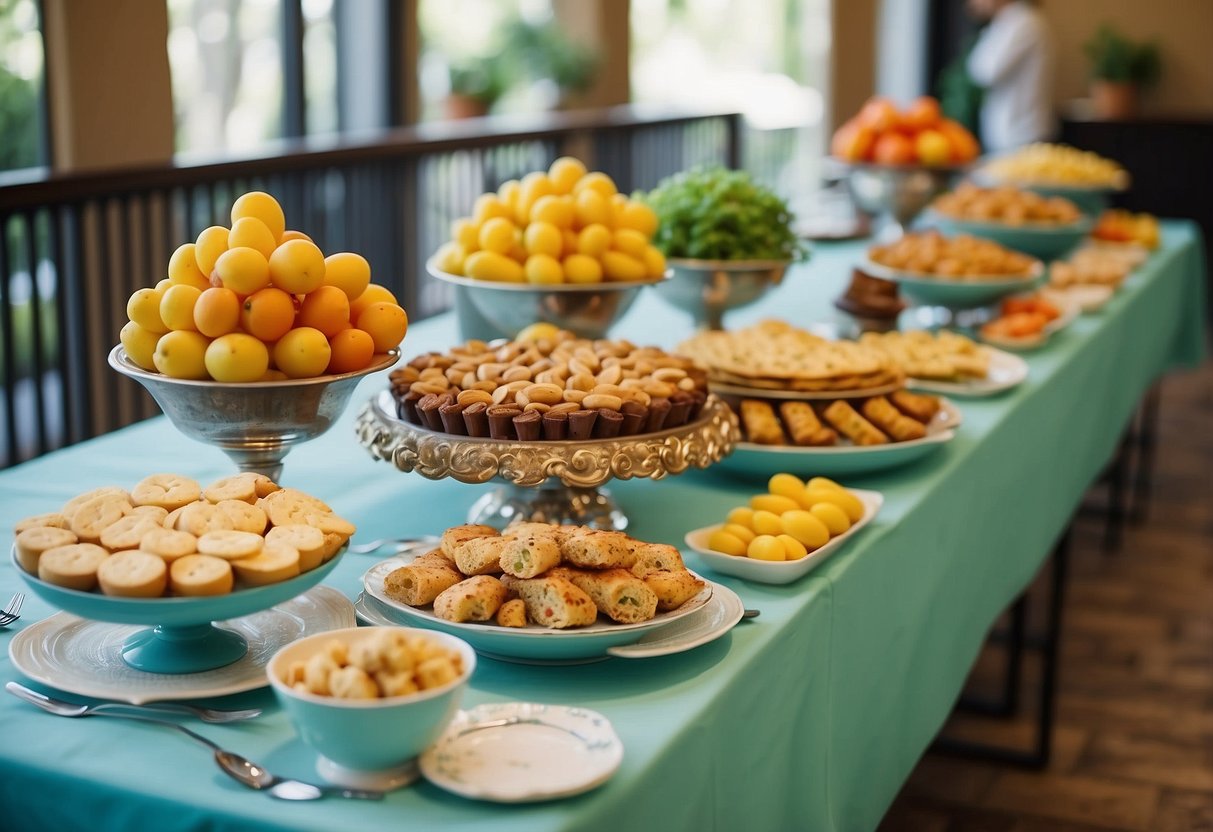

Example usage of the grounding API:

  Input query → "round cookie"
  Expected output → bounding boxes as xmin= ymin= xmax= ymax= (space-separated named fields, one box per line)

xmin=139 ymin=528 xmax=198 ymax=562
xmin=175 ymin=502 xmax=236 ymax=536
xmin=13 ymin=512 xmax=69 ymax=535
xmin=97 ymin=550 xmax=168 ymax=598
xmin=15 ymin=526 xmax=78 ymax=574
xmin=215 ymin=500 xmax=267 ymax=534
xmin=70 ymin=495 xmax=132 ymax=544
xmin=265 ymin=524 xmax=325 ymax=572
xmin=197 ymin=530 xmax=264 ymax=560
xmin=38 ymin=543 xmax=110 ymax=591
xmin=232 ymin=541 xmax=300 ymax=587
xmin=128 ymin=505 xmax=170 ymax=524
xmin=132 ymin=474 xmax=202 ymax=511
xmin=169 ymin=554 xmax=233 ymax=597
xmin=61 ymin=487 xmax=129 ymax=524
xmin=100 ymin=515 xmax=161 ymax=551
xmin=203 ymin=474 xmax=257 ymax=505
xmin=307 ymin=513 xmax=356 ymax=538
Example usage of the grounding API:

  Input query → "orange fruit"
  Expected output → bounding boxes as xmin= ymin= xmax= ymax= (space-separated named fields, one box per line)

xmin=193 ymin=287 xmax=241 ymax=338
xmin=241 ymin=287 xmax=296 ymax=342
xmin=297 ymin=285 xmax=350 ymax=338
xmin=355 ymin=301 xmax=408 ymax=352
xmin=327 ymin=328 xmax=375 ymax=374
xmin=279 ymin=229 xmax=313 ymax=244
xmin=349 ymin=284 xmax=398 ymax=320
xmin=903 ymin=96 xmax=942 ymax=131
xmin=872 ymin=132 xmax=916 ymax=166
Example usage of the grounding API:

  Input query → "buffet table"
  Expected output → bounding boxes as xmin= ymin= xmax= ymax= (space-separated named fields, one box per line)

xmin=0 ymin=223 xmax=1204 ymax=832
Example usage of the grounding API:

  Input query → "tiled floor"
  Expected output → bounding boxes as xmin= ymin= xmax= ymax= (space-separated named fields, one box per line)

xmin=879 ymin=359 xmax=1213 ymax=832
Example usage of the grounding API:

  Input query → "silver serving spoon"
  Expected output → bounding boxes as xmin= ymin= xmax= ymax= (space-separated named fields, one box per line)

xmin=6 ymin=682 xmax=382 ymax=801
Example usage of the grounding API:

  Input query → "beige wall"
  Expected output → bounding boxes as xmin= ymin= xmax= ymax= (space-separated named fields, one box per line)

xmin=829 ymin=0 xmax=878 ymax=130
xmin=1040 ymin=0 xmax=1213 ymax=116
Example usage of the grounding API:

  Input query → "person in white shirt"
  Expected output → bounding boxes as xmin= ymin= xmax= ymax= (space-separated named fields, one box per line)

xmin=966 ymin=0 xmax=1055 ymax=152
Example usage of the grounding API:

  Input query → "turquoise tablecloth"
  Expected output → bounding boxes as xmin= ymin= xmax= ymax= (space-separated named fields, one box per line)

xmin=0 ymin=223 xmax=1204 ymax=832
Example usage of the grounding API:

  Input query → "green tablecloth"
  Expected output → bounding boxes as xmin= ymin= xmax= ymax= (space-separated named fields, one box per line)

xmin=0 ymin=223 xmax=1204 ymax=832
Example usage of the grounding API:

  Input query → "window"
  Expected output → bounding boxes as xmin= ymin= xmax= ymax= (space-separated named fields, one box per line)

xmin=0 ymin=0 xmax=46 ymax=171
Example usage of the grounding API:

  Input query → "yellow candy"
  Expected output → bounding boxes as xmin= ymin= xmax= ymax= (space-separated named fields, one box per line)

xmin=451 ymin=218 xmax=480 ymax=252
xmin=722 ymin=523 xmax=755 ymax=545
xmin=807 ymin=476 xmax=844 ymax=492
xmin=725 ymin=506 xmax=755 ymax=528
xmin=601 ymin=251 xmax=646 ymax=281
xmin=472 ymin=194 xmax=513 ymax=224
xmin=750 ymin=494 xmax=800 ymax=515
xmin=803 ymin=487 xmax=864 ymax=522
xmin=465 ymin=251 xmax=525 ymax=283
xmin=563 ymin=254 xmax=603 ymax=284
xmin=612 ymin=228 xmax=648 ymax=258
xmin=708 ymin=529 xmax=747 ymax=557
xmin=548 ymin=157 xmax=588 ymax=195
xmin=777 ymin=534 xmax=809 ymax=560
xmin=524 ymin=254 xmax=564 ymax=285
xmin=768 ymin=474 xmax=806 ymax=501
xmin=479 ymin=217 xmax=518 ymax=255
xmin=751 ymin=510 xmax=784 ymax=536
xmin=433 ymin=242 xmax=466 ymax=276
xmin=810 ymin=503 xmax=851 ymax=535
xmin=747 ymin=535 xmax=785 ymax=561
xmin=641 ymin=245 xmax=667 ymax=279
xmin=781 ymin=510 xmax=830 ymax=550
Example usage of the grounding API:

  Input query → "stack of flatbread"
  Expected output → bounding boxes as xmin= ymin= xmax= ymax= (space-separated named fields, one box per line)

xmin=857 ymin=330 xmax=991 ymax=381
xmin=678 ymin=320 xmax=904 ymax=392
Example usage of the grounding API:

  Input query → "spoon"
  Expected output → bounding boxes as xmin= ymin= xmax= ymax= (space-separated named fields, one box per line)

xmin=6 ymin=682 xmax=382 ymax=801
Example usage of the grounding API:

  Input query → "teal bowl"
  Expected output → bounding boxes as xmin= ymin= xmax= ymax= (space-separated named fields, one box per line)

xmin=858 ymin=256 xmax=1044 ymax=309
xmin=924 ymin=212 xmax=1092 ymax=260
xmin=268 ymin=626 xmax=475 ymax=790
xmin=11 ymin=545 xmax=345 ymax=673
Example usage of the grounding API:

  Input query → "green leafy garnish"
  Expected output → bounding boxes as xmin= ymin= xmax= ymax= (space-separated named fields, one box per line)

xmin=637 ymin=167 xmax=808 ymax=262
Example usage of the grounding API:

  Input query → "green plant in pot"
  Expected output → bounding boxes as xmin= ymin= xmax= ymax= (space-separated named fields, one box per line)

xmin=445 ymin=59 xmax=509 ymax=119
xmin=638 ymin=167 xmax=809 ymax=330
xmin=1084 ymin=24 xmax=1160 ymax=120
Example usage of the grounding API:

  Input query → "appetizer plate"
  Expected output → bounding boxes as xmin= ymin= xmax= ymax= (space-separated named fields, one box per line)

xmin=714 ymin=398 xmax=961 ymax=479
xmin=979 ymin=291 xmax=1080 ymax=352
xmin=1047 ymin=283 xmax=1114 ymax=312
xmin=709 ymin=378 xmax=903 ymax=402
xmin=906 ymin=348 xmax=1028 ymax=397
xmin=362 ymin=557 xmax=716 ymax=661
xmin=685 ymin=489 xmax=883 ymax=585
xmin=7 ymin=587 xmax=355 ymax=704
xmin=420 ymin=703 xmax=623 ymax=803
xmin=924 ymin=212 xmax=1093 ymax=260
xmin=859 ymin=256 xmax=1044 ymax=309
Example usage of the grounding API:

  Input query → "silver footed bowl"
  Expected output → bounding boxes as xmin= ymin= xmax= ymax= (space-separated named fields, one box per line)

xmin=109 ymin=346 xmax=399 ymax=482
xmin=842 ymin=161 xmax=967 ymax=235
xmin=656 ymin=258 xmax=791 ymax=331
xmin=427 ymin=258 xmax=666 ymax=341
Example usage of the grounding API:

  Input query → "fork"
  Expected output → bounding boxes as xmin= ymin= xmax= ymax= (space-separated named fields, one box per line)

xmin=347 ymin=536 xmax=438 ymax=555
xmin=0 ymin=593 xmax=23 ymax=627
xmin=5 ymin=682 xmax=261 ymax=723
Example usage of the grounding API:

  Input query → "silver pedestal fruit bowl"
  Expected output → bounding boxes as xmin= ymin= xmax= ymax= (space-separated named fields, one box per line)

xmin=109 ymin=346 xmax=399 ymax=482
xmin=655 ymin=258 xmax=791 ymax=331
xmin=842 ymin=162 xmax=967 ymax=236
xmin=428 ymin=259 xmax=667 ymax=341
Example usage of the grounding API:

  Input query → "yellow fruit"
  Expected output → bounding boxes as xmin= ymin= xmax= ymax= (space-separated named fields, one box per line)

xmin=260 ymin=370 xmax=289 ymax=381
xmin=722 ymin=523 xmax=755 ymax=545
xmin=562 ymin=254 xmax=603 ymax=284
xmin=355 ymin=301 xmax=408 ymax=352
xmin=781 ymin=510 xmax=830 ymax=550
xmin=472 ymin=193 xmax=512 ymax=225
xmin=641 ymin=245 xmax=667 ymax=279
xmin=751 ymin=494 xmax=801 ymax=515
xmin=577 ymin=224 xmax=611 ymax=257
xmin=516 ymin=172 xmax=555 ymax=224
xmin=524 ymin=222 xmax=563 ymax=258
xmin=451 ymin=218 xmax=480 ymax=252
xmin=549 ymin=156 xmax=588 ymax=194
xmin=612 ymin=228 xmax=648 ymax=259
xmin=574 ymin=189 xmax=609 ymax=229
xmin=747 ymin=534 xmax=786 ymax=561
xmin=279 ymin=230 xmax=313 ymax=244
xmin=608 ymin=193 xmax=628 ymax=227
xmin=507 ymin=240 xmax=528 ymax=263
xmin=215 ymin=247 xmax=271 ymax=296
xmin=616 ymin=201 xmax=659 ymax=237
xmin=810 ymin=502 xmax=852 ymax=535
xmin=268 ymin=239 xmax=326 ymax=294
xmin=778 ymin=534 xmax=809 ymax=560
xmin=530 ymin=195 xmax=575 ymax=229
xmin=231 ymin=191 xmax=285 ymax=242
xmin=726 ymin=506 xmax=755 ymax=528
xmin=193 ymin=287 xmax=241 ymax=338
xmin=120 ymin=321 xmax=160 ymax=370
xmin=479 ymin=217 xmax=518 ymax=255
xmin=802 ymin=487 xmax=864 ymax=522
xmin=272 ymin=327 xmax=331 ymax=379
xmin=807 ymin=477 xmax=845 ymax=491
xmin=433 ymin=242 xmax=467 ymax=276
xmin=601 ymin=251 xmax=647 ymax=281
xmin=194 ymin=226 xmax=230 ymax=276
xmin=205 ymin=333 xmax=270 ymax=382
xmin=497 ymin=179 xmax=521 ymax=213
xmin=707 ymin=529 xmax=747 ymax=557
xmin=751 ymin=509 xmax=784 ymax=536
xmin=768 ymin=473 xmax=806 ymax=501
xmin=298 ymin=285 xmax=351 ymax=338
xmin=524 ymin=254 xmax=564 ymax=285
xmin=127 ymin=288 xmax=168 ymax=334
xmin=327 ymin=328 xmax=375 ymax=374
xmin=155 ymin=278 xmax=172 ymax=292
xmin=574 ymin=171 xmax=618 ymax=198
xmin=167 ymin=244 xmax=210 ymax=290
xmin=562 ymin=229 xmax=579 ymax=255
xmin=515 ymin=322 xmax=561 ymax=342
xmin=152 ymin=330 xmax=210 ymax=379
xmin=228 ymin=216 xmax=277 ymax=259
xmin=465 ymin=250 xmax=525 ymax=283
xmin=323 ymin=252 xmax=371 ymax=300
xmin=159 ymin=284 xmax=202 ymax=332
xmin=349 ymin=284 xmax=398 ymax=320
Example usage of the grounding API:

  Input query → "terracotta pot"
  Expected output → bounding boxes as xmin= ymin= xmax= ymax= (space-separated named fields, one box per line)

xmin=443 ymin=94 xmax=490 ymax=120
xmin=1091 ymin=81 xmax=1139 ymax=120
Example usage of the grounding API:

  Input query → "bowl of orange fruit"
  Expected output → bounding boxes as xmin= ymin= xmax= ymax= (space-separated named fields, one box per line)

xmin=832 ymin=96 xmax=980 ymax=233
xmin=427 ymin=157 xmax=668 ymax=340
xmin=111 ymin=191 xmax=407 ymax=480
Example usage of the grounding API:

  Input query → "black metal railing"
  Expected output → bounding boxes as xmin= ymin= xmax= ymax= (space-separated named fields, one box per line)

xmin=0 ymin=106 xmax=741 ymax=467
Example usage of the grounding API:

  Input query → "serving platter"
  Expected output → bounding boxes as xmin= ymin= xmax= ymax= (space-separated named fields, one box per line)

xmin=685 ymin=489 xmax=883 ymax=584
xmin=979 ymin=291 xmax=1081 ymax=352
xmin=906 ymin=347 xmax=1028 ymax=397
xmin=362 ymin=554 xmax=719 ymax=661
xmin=858 ymin=256 xmax=1044 ymax=309
xmin=924 ymin=211 xmax=1093 ymax=259
xmin=709 ymin=378 xmax=903 ymax=402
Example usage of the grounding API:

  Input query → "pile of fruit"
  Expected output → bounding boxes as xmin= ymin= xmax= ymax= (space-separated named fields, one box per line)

xmin=1092 ymin=209 xmax=1159 ymax=249
xmin=432 ymin=157 xmax=666 ymax=285
xmin=983 ymin=143 xmax=1126 ymax=187
xmin=707 ymin=474 xmax=866 ymax=562
xmin=980 ymin=294 xmax=1063 ymax=340
xmin=831 ymin=96 xmax=980 ymax=167
xmin=121 ymin=192 xmax=408 ymax=381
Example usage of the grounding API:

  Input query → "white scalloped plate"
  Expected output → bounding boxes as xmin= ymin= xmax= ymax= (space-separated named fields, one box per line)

xmin=7 ymin=587 xmax=355 ymax=704
xmin=907 ymin=348 xmax=1028 ymax=397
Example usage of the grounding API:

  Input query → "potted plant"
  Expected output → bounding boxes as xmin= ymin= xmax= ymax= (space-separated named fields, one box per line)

xmin=638 ymin=167 xmax=809 ymax=330
xmin=445 ymin=60 xmax=508 ymax=119
xmin=1083 ymin=24 xmax=1160 ymax=120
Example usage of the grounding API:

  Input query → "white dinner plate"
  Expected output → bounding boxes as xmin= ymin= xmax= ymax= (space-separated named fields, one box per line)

xmin=7 ymin=587 xmax=355 ymax=704
xmin=907 ymin=348 xmax=1028 ymax=397
xmin=709 ymin=378 xmax=904 ymax=401
xmin=420 ymin=703 xmax=623 ymax=803
xmin=363 ymin=556 xmax=716 ymax=661
xmin=684 ymin=489 xmax=883 ymax=585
